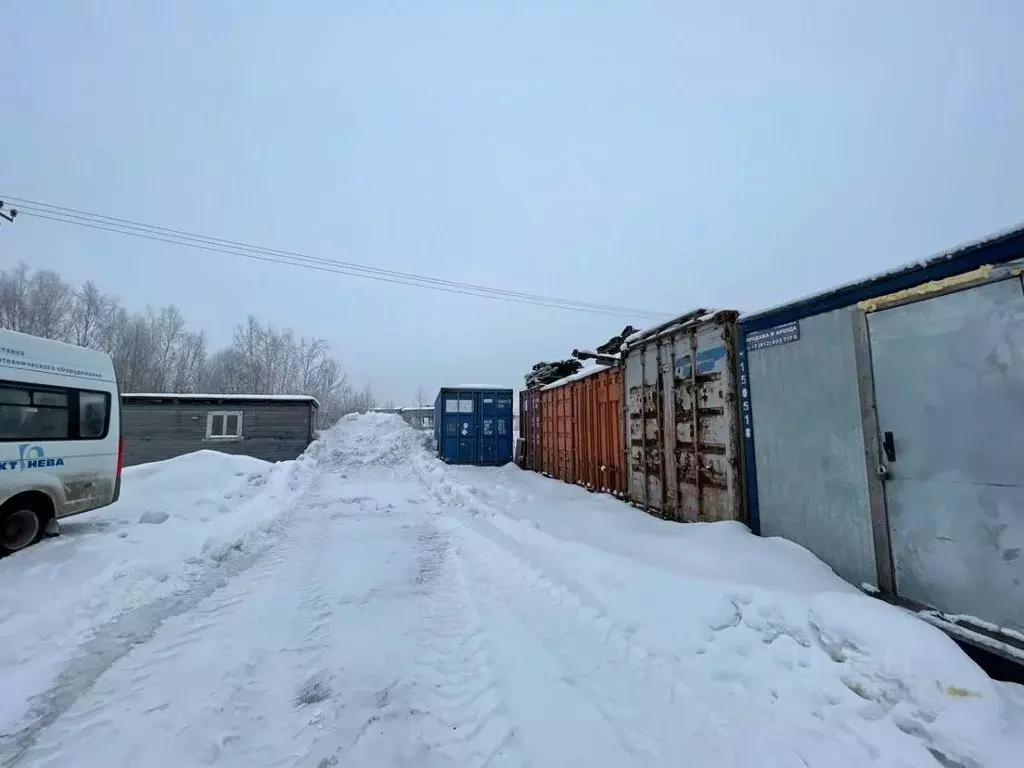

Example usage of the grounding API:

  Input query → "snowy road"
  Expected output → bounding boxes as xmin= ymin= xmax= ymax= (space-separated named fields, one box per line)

xmin=2 ymin=415 xmax=1022 ymax=767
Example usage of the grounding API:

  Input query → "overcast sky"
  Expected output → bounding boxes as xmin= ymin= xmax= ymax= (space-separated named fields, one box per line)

xmin=3 ymin=1 xmax=1023 ymax=403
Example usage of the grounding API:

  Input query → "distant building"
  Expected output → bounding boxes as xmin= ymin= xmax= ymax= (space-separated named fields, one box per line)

xmin=121 ymin=393 xmax=319 ymax=467
xmin=372 ymin=405 xmax=434 ymax=430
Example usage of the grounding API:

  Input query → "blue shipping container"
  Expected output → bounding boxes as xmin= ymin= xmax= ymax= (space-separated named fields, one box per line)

xmin=434 ymin=386 xmax=514 ymax=465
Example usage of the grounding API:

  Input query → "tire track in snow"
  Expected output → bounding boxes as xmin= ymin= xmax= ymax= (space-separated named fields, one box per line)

xmin=0 ymin=459 xmax=319 ymax=766
xmin=446 ymin=512 xmax=950 ymax=767
xmin=6 ymin=478 xmax=340 ymax=768
xmin=0 ymin=542 xmax=279 ymax=766
xmin=411 ymin=522 xmax=526 ymax=768
xmin=454 ymin=522 xmax=678 ymax=766
xmin=329 ymin=518 xmax=528 ymax=768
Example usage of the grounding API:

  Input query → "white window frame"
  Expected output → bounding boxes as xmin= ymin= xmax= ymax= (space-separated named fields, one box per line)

xmin=206 ymin=410 xmax=243 ymax=440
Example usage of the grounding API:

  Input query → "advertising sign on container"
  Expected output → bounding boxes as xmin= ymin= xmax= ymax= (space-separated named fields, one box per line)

xmin=746 ymin=321 xmax=800 ymax=350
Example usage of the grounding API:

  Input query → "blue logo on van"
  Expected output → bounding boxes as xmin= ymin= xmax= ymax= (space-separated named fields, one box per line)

xmin=0 ymin=444 xmax=66 ymax=472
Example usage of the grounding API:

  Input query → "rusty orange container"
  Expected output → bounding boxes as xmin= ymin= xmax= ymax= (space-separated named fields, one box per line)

xmin=540 ymin=365 xmax=626 ymax=497
xmin=541 ymin=382 xmax=575 ymax=484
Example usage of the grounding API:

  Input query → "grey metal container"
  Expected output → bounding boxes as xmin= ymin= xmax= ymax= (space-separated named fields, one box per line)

xmin=622 ymin=309 xmax=745 ymax=523
xmin=738 ymin=224 xmax=1024 ymax=659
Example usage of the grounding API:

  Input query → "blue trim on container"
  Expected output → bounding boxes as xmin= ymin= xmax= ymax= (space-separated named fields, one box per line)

xmin=737 ymin=333 xmax=761 ymax=535
xmin=739 ymin=228 xmax=1024 ymax=333
xmin=738 ymin=226 xmax=1024 ymax=539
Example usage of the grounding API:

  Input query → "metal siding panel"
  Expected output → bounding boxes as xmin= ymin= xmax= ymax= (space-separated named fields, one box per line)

xmin=867 ymin=277 xmax=1024 ymax=632
xmin=552 ymin=385 xmax=574 ymax=483
xmin=540 ymin=367 xmax=626 ymax=497
xmin=746 ymin=308 xmax=878 ymax=587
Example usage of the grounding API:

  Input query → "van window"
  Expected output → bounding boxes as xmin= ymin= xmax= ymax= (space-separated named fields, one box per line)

xmin=0 ymin=385 xmax=69 ymax=440
xmin=0 ymin=382 xmax=110 ymax=441
xmin=80 ymin=391 xmax=110 ymax=439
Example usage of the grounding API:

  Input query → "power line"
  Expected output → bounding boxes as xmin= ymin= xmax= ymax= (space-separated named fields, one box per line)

xmin=19 ymin=203 xmax=660 ymax=317
xmin=22 ymin=206 xmax=657 ymax=318
xmin=4 ymin=195 xmax=671 ymax=320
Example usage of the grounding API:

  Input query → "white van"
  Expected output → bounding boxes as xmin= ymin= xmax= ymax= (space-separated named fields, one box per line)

xmin=0 ymin=329 xmax=123 ymax=555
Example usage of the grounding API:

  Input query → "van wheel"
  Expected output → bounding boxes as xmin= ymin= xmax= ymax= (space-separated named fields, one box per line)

xmin=0 ymin=503 xmax=45 ymax=556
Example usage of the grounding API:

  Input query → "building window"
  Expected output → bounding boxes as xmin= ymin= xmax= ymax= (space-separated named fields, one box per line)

xmin=206 ymin=410 xmax=242 ymax=439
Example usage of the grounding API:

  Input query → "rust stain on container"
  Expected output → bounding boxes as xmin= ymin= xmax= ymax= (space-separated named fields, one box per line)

xmin=519 ymin=389 xmax=543 ymax=472
xmin=540 ymin=366 xmax=626 ymax=496
xmin=623 ymin=309 xmax=745 ymax=523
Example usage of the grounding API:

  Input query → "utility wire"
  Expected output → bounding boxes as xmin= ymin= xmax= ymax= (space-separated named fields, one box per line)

xmin=4 ymin=195 xmax=671 ymax=320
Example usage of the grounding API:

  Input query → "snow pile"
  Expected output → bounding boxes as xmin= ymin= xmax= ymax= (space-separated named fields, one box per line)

xmin=308 ymin=411 xmax=429 ymax=469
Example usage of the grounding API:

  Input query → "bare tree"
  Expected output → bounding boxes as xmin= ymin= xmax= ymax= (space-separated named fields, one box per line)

xmin=1 ymin=263 xmax=365 ymax=422
xmin=69 ymin=281 xmax=109 ymax=348
xmin=0 ymin=265 xmax=74 ymax=340
xmin=0 ymin=263 xmax=32 ymax=333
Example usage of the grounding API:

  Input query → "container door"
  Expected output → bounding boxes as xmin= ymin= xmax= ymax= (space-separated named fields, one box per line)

xmin=441 ymin=392 xmax=478 ymax=463
xmin=523 ymin=390 xmax=541 ymax=471
xmin=868 ymin=277 xmax=1024 ymax=633
xmin=479 ymin=392 xmax=497 ymax=464
xmin=495 ymin=391 xmax=513 ymax=463
xmin=458 ymin=393 xmax=479 ymax=463
xmin=626 ymin=342 xmax=663 ymax=511
xmin=671 ymin=322 xmax=740 ymax=522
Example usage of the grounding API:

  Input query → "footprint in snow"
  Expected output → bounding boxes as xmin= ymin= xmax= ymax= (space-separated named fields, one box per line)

xmin=294 ymin=672 xmax=334 ymax=707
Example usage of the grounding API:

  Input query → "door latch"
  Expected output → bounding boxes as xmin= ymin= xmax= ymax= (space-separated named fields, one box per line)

xmin=882 ymin=430 xmax=896 ymax=463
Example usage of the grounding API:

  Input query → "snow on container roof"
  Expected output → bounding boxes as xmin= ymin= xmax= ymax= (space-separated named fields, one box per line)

xmin=541 ymin=360 xmax=613 ymax=390
xmin=740 ymin=222 xmax=1024 ymax=331
xmin=622 ymin=309 xmax=733 ymax=350
xmin=123 ymin=392 xmax=320 ymax=408
xmin=442 ymin=384 xmax=511 ymax=391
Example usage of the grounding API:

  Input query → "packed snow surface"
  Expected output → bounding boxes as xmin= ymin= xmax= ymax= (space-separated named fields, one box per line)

xmin=1 ymin=414 xmax=1021 ymax=767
